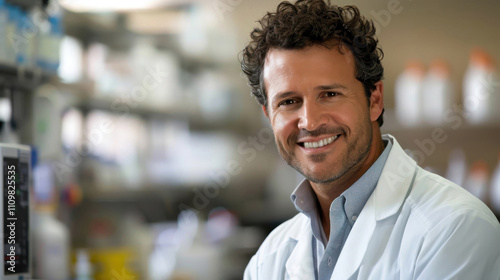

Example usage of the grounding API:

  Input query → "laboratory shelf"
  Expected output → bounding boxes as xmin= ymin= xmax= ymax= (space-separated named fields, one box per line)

xmin=68 ymin=94 xmax=253 ymax=135
xmin=381 ymin=116 xmax=500 ymax=172
xmin=0 ymin=63 xmax=55 ymax=90
xmin=5 ymin=0 xmax=48 ymax=10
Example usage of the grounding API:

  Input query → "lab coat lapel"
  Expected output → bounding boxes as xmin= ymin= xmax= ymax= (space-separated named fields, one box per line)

xmin=331 ymin=135 xmax=417 ymax=279
xmin=373 ymin=135 xmax=417 ymax=221
xmin=285 ymin=219 xmax=316 ymax=280
xmin=330 ymin=191 xmax=377 ymax=279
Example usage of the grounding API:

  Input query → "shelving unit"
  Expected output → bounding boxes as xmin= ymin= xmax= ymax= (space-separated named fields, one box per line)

xmin=72 ymin=95 xmax=190 ymax=119
xmin=60 ymin=93 xmax=252 ymax=137
xmin=0 ymin=0 xmax=57 ymax=91
xmin=5 ymin=0 xmax=47 ymax=10
xmin=0 ymin=62 xmax=57 ymax=145
xmin=382 ymin=110 xmax=500 ymax=173
xmin=0 ymin=63 xmax=55 ymax=91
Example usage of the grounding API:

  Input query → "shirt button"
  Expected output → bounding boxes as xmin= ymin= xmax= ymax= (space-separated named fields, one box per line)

xmin=352 ymin=215 xmax=358 ymax=221
xmin=328 ymin=257 xmax=332 ymax=266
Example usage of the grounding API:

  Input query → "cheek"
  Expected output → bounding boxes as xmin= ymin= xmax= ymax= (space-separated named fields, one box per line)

xmin=271 ymin=113 xmax=297 ymax=143
xmin=325 ymin=105 xmax=368 ymax=136
xmin=338 ymin=101 xmax=368 ymax=122
xmin=327 ymin=105 xmax=354 ymax=126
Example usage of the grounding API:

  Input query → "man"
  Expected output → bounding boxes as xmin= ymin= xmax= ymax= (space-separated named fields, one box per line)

xmin=240 ymin=0 xmax=500 ymax=279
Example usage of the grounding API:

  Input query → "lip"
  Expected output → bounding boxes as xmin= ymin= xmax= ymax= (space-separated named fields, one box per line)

xmin=297 ymin=134 xmax=342 ymax=154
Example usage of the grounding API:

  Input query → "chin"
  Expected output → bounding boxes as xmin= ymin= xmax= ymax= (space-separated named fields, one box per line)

xmin=302 ymin=169 xmax=342 ymax=184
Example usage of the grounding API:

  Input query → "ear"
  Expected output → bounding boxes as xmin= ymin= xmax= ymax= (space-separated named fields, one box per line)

xmin=369 ymin=81 xmax=384 ymax=123
xmin=262 ymin=105 xmax=269 ymax=118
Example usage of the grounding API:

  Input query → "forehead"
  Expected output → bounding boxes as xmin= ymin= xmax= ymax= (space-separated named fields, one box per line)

xmin=263 ymin=45 xmax=357 ymax=96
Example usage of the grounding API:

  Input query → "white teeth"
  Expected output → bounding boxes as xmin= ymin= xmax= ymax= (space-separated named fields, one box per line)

xmin=302 ymin=135 xmax=339 ymax=149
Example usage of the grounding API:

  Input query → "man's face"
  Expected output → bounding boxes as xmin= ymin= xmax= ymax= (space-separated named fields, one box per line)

xmin=262 ymin=45 xmax=383 ymax=184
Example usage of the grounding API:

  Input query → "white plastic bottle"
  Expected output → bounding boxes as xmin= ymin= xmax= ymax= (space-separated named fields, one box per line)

xmin=0 ymin=0 xmax=9 ymax=63
xmin=5 ymin=4 xmax=19 ymax=65
xmin=445 ymin=149 xmax=467 ymax=187
xmin=33 ymin=210 xmax=70 ymax=279
xmin=36 ymin=7 xmax=62 ymax=72
xmin=0 ymin=96 xmax=20 ymax=144
xmin=463 ymin=48 xmax=496 ymax=124
xmin=421 ymin=59 xmax=453 ymax=126
xmin=395 ymin=60 xmax=425 ymax=127
xmin=75 ymin=249 xmax=93 ymax=280
xmin=34 ymin=15 xmax=49 ymax=70
xmin=15 ymin=8 xmax=31 ymax=67
xmin=490 ymin=152 xmax=500 ymax=214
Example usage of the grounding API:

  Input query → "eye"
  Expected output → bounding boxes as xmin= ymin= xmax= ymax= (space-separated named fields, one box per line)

xmin=324 ymin=91 xmax=340 ymax=97
xmin=278 ymin=99 xmax=297 ymax=107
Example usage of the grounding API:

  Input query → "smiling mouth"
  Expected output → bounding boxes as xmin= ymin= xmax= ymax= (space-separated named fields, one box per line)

xmin=298 ymin=134 xmax=341 ymax=149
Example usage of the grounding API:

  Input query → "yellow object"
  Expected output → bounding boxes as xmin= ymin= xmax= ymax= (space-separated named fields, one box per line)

xmin=73 ymin=248 xmax=138 ymax=280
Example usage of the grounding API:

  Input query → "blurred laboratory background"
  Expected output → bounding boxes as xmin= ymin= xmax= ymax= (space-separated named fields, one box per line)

xmin=0 ymin=0 xmax=499 ymax=279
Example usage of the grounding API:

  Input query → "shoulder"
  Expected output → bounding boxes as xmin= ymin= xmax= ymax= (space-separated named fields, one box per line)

xmin=407 ymin=167 xmax=500 ymax=233
xmin=404 ymin=168 xmax=500 ymax=277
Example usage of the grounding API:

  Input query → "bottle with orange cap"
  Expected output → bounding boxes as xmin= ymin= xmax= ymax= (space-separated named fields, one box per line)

xmin=421 ymin=59 xmax=453 ymax=126
xmin=463 ymin=48 xmax=497 ymax=124
xmin=395 ymin=60 xmax=426 ymax=127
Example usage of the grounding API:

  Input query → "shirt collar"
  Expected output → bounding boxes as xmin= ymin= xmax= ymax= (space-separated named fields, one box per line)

xmin=290 ymin=179 xmax=324 ymax=242
xmin=291 ymin=179 xmax=318 ymax=216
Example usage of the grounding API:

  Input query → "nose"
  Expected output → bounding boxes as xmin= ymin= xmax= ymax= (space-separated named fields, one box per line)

xmin=297 ymin=101 xmax=328 ymax=131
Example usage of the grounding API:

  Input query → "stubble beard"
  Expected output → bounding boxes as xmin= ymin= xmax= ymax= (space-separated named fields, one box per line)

xmin=276 ymin=122 xmax=373 ymax=185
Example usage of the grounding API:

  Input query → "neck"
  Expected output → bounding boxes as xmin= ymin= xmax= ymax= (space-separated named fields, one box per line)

xmin=311 ymin=127 xmax=385 ymax=239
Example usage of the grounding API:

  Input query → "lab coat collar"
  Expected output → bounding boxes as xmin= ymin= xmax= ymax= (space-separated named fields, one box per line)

xmin=331 ymin=134 xmax=418 ymax=279
xmin=285 ymin=215 xmax=316 ymax=280
xmin=374 ymin=134 xmax=417 ymax=221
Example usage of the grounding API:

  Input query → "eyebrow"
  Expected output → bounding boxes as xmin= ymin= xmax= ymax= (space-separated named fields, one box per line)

xmin=315 ymin=83 xmax=348 ymax=91
xmin=272 ymin=91 xmax=296 ymax=105
xmin=271 ymin=83 xmax=348 ymax=105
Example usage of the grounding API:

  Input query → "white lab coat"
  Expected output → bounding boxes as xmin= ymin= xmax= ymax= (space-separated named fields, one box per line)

xmin=244 ymin=135 xmax=500 ymax=279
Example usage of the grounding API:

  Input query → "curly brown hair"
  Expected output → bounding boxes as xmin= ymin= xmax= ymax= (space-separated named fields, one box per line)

xmin=240 ymin=0 xmax=385 ymax=126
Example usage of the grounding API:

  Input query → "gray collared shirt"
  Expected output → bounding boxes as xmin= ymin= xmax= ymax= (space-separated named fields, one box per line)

xmin=290 ymin=138 xmax=392 ymax=280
